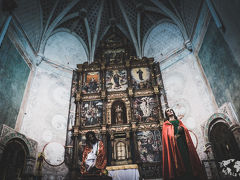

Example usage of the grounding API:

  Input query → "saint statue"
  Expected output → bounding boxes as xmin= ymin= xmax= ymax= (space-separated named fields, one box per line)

xmin=137 ymin=69 xmax=144 ymax=80
xmin=81 ymin=131 xmax=107 ymax=175
xmin=113 ymin=72 xmax=120 ymax=87
xmin=162 ymin=108 xmax=206 ymax=180
xmin=115 ymin=105 xmax=123 ymax=124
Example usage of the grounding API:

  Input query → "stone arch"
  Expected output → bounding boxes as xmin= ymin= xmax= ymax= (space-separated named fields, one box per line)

xmin=43 ymin=30 xmax=88 ymax=68
xmin=142 ymin=18 xmax=183 ymax=51
xmin=0 ymin=138 xmax=28 ymax=179
xmin=204 ymin=113 xmax=240 ymax=162
xmin=143 ymin=20 xmax=185 ymax=62
xmin=0 ymin=128 xmax=38 ymax=178
xmin=50 ymin=28 xmax=89 ymax=60
xmin=203 ymin=113 xmax=232 ymax=144
xmin=1 ymin=132 xmax=37 ymax=158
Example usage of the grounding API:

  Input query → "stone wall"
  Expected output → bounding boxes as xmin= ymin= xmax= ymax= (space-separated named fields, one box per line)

xmin=211 ymin=0 xmax=240 ymax=66
xmin=198 ymin=18 xmax=240 ymax=121
xmin=0 ymin=36 xmax=30 ymax=128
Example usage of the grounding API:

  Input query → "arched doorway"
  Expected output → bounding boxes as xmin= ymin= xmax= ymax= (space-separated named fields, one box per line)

xmin=209 ymin=120 xmax=240 ymax=161
xmin=0 ymin=138 xmax=28 ymax=180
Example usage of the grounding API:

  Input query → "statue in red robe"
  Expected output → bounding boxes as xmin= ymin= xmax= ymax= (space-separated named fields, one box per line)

xmin=162 ymin=108 xmax=206 ymax=180
xmin=81 ymin=131 xmax=107 ymax=175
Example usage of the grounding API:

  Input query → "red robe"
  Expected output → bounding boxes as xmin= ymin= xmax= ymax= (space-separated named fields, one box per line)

xmin=81 ymin=140 xmax=107 ymax=174
xmin=162 ymin=120 xmax=205 ymax=180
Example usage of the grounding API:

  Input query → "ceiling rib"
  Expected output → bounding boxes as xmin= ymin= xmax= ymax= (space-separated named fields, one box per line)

xmin=90 ymin=0 xmax=105 ymax=62
xmin=117 ymin=0 xmax=140 ymax=57
xmin=39 ymin=0 xmax=80 ymax=54
xmin=150 ymin=0 xmax=188 ymax=41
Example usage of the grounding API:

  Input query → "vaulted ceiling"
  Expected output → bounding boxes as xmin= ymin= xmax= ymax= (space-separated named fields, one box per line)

xmin=12 ymin=0 xmax=203 ymax=61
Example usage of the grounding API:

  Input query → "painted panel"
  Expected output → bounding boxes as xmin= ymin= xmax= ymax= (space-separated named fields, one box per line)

xmin=106 ymin=69 xmax=128 ymax=91
xmin=81 ymin=100 xmax=103 ymax=126
xmin=136 ymin=130 xmax=162 ymax=162
xmin=82 ymin=72 xmax=100 ymax=94
xmin=133 ymin=96 xmax=158 ymax=122
xmin=131 ymin=67 xmax=151 ymax=89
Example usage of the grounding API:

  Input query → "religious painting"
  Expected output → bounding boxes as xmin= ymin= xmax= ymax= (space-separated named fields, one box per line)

xmin=81 ymin=100 xmax=103 ymax=126
xmin=133 ymin=96 xmax=158 ymax=122
xmin=131 ymin=67 xmax=151 ymax=89
xmin=103 ymin=49 xmax=125 ymax=64
xmin=136 ymin=130 xmax=162 ymax=162
xmin=106 ymin=70 xmax=128 ymax=91
xmin=82 ymin=72 xmax=100 ymax=94
xmin=111 ymin=101 xmax=127 ymax=124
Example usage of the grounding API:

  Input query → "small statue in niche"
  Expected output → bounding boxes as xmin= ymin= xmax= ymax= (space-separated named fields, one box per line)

xmin=113 ymin=72 xmax=120 ymax=87
xmin=111 ymin=101 xmax=127 ymax=124
xmin=115 ymin=105 xmax=123 ymax=124
xmin=137 ymin=69 xmax=144 ymax=80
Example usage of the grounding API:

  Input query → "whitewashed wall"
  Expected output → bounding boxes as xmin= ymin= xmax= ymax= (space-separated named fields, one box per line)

xmin=161 ymin=52 xmax=217 ymax=159
xmin=18 ymin=31 xmax=87 ymax=178
xmin=20 ymin=31 xmax=87 ymax=153
xmin=20 ymin=65 xmax=71 ymax=151
xmin=20 ymin=64 xmax=72 ymax=177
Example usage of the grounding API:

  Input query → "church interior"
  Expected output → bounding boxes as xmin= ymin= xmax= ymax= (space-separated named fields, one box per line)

xmin=0 ymin=0 xmax=240 ymax=179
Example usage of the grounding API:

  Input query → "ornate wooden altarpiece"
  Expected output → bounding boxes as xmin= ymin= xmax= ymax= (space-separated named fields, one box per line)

xmin=65 ymin=27 xmax=168 ymax=179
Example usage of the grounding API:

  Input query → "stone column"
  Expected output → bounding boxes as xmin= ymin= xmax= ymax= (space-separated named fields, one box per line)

xmin=110 ymin=133 xmax=115 ymax=165
xmin=229 ymin=124 xmax=240 ymax=150
xmin=0 ymin=143 xmax=5 ymax=161
xmin=71 ymin=126 xmax=80 ymax=179
xmin=126 ymin=59 xmax=134 ymax=124
xmin=155 ymin=62 xmax=168 ymax=114
xmin=131 ymin=122 xmax=139 ymax=163
xmin=23 ymin=156 xmax=36 ymax=180
xmin=204 ymin=142 xmax=220 ymax=180
xmin=126 ymin=131 xmax=132 ymax=163
xmin=101 ymin=62 xmax=107 ymax=125
xmin=101 ymin=126 xmax=107 ymax=152
xmin=75 ymin=92 xmax=81 ymax=127
xmin=70 ymin=87 xmax=81 ymax=178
